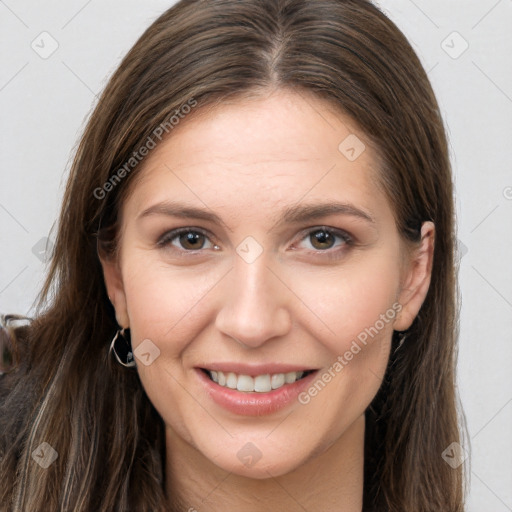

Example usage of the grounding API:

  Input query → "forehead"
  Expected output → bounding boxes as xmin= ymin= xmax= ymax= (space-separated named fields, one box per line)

xmin=121 ymin=89 xmax=392 ymax=228
xmin=151 ymin=89 xmax=376 ymax=168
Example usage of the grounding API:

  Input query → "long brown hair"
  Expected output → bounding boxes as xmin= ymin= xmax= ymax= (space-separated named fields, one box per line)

xmin=0 ymin=0 xmax=466 ymax=510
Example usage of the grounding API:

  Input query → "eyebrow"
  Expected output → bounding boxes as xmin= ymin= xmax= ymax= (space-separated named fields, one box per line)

xmin=137 ymin=200 xmax=376 ymax=228
xmin=280 ymin=202 xmax=375 ymax=225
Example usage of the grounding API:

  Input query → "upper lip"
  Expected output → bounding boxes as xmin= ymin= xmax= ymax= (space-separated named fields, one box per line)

xmin=197 ymin=363 xmax=317 ymax=376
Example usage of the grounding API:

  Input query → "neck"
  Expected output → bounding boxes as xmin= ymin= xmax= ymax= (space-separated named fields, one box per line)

xmin=165 ymin=415 xmax=365 ymax=512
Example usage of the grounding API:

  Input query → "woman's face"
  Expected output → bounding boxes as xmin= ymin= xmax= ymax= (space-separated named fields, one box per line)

xmin=102 ymin=88 xmax=432 ymax=478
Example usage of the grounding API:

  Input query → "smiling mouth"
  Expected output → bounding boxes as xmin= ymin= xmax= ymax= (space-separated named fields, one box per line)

xmin=201 ymin=369 xmax=315 ymax=393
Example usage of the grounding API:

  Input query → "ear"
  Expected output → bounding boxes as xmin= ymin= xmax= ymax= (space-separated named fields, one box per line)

xmin=99 ymin=253 xmax=130 ymax=329
xmin=394 ymin=221 xmax=435 ymax=331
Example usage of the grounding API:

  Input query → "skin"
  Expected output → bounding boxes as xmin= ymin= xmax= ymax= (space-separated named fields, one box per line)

xmin=101 ymin=88 xmax=434 ymax=512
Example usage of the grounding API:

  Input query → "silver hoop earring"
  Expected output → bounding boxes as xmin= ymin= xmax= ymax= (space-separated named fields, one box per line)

xmin=109 ymin=328 xmax=137 ymax=368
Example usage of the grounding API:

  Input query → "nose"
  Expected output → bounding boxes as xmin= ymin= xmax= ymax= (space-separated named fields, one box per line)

xmin=215 ymin=253 xmax=292 ymax=349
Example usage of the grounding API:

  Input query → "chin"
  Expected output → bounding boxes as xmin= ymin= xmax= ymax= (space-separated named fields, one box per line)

xmin=218 ymin=452 xmax=306 ymax=480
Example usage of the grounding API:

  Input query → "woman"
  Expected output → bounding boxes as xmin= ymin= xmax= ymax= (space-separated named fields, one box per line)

xmin=0 ymin=0 xmax=466 ymax=510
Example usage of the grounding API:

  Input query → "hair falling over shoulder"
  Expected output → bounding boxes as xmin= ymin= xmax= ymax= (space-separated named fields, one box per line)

xmin=1 ymin=1 xmax=466 ymax=510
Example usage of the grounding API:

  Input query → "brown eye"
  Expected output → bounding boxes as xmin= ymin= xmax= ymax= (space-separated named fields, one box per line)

xmin=309 ymin=229 xmax=336 ymax=250
xmin=294 ymin=227 xmax=352 ymax=257
xmin=158 ymin=228 xmax=217 ymax=252
xmin=179 ymin=231 xmax=207 ymax=250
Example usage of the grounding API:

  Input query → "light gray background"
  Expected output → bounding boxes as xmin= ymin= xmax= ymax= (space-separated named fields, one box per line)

xmin=1 ymin=1 xmax=511 ymax=510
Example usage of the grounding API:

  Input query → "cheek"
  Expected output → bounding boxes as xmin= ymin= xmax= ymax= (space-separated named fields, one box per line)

xmin=290 ymin=254 xmax=400 ymax=442
xmin=290 ymin=249 xmax=402 ymax=356
xmin=122 ymin=239 xmax=402 ymax=370
xmin=121 ymin=256 xmax=228 ymax=352
xmin=288 ymin=246 xmax=402 ymax=413
xmin=119 ymin=258 xmax=221 ymax=442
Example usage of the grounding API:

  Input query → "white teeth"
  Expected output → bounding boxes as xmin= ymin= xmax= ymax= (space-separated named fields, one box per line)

xmin=254 ymin=374 xmax=271 ymax=392
xmin=271 ymin=373 xmax=285 ymax=389
xmin=207 ymin=370 xmax=306 ymax=392
xmin=226 ymin=372 xmax=237 ymax=389
xmin=285 ymin=371 xmax=296 ymax=383
xmin=237 ymin=375 xmax=254 ymax=392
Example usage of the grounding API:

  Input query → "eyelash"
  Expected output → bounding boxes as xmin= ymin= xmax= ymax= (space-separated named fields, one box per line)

xmin=157 ymin=226 xmax=354 ymax=260
xmin=294 ymin=226 xmax=353 ymax=260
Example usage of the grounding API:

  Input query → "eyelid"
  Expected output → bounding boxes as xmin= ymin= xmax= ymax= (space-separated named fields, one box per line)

xmin=157 ymin=226 xmax=218 ymax=249
xmin=156 ymin=225 xmax=354 ymax=255
xmin=295 ymin=225 xmax=353 ymax=245
xmin=288 ymin=226 xmax=354 ymax=263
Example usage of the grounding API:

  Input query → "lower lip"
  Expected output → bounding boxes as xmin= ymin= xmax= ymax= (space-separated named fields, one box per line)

xmin=196 ymin=369 xmax=318 ymax=416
